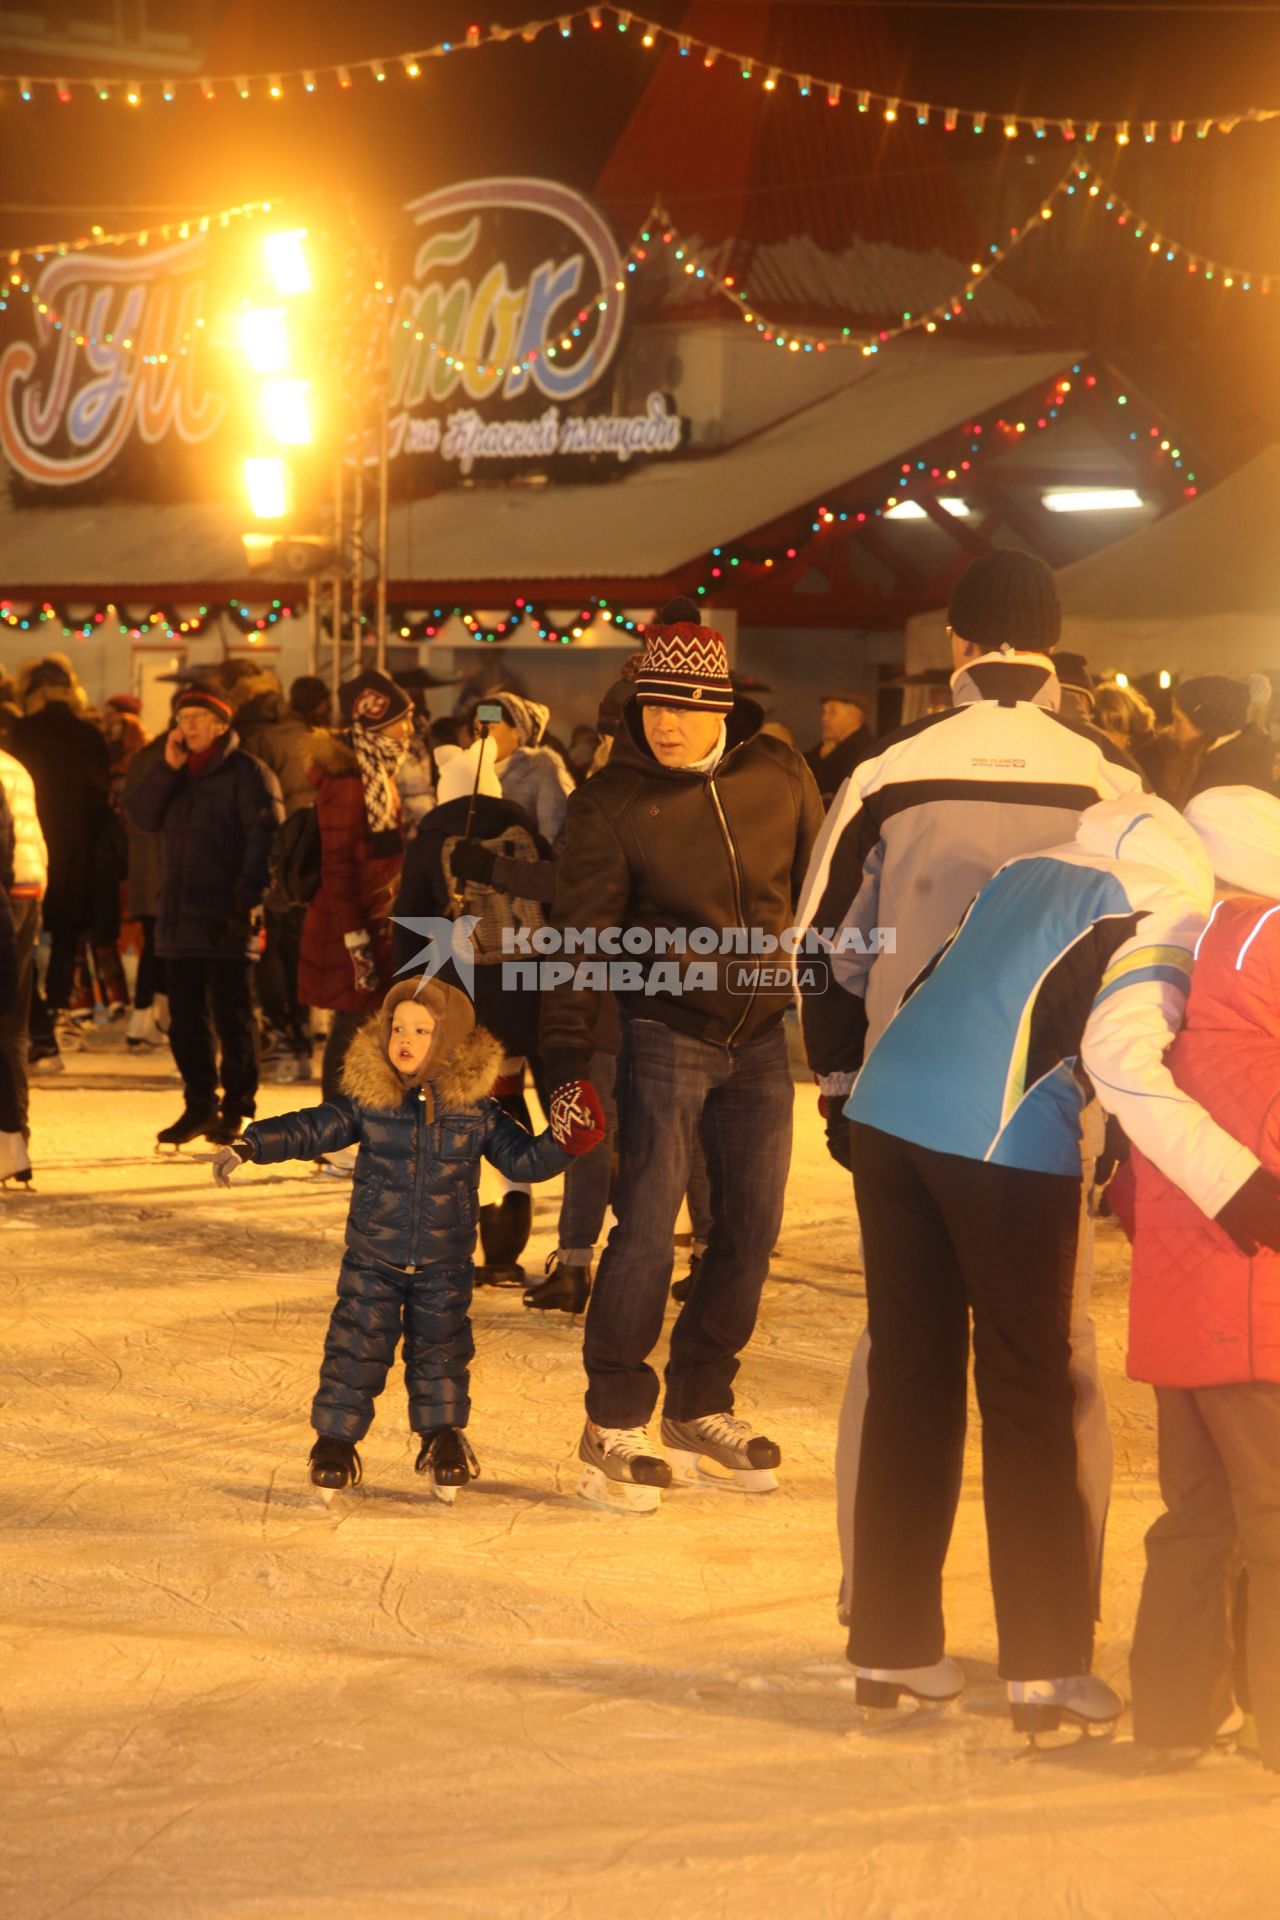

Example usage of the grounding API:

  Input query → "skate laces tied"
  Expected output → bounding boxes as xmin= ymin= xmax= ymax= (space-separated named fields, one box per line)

xmin=691 ymin=1412 xmax=752 ymax=1446
xmin=598 ymin=1425 xmax=660 ymax=1460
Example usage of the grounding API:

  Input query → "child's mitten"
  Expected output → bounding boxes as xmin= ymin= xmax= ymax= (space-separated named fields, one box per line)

xmin=211 ymin=1140 xmax=255 ymax=1188
xmin=549 ymin=1080 xmax=606 ymax=1156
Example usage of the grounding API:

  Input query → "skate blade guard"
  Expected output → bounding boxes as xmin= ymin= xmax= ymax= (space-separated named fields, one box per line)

xmin=665 ymin=1448 xmax=778 ymax=1494
xmin=575 ymin=1463 xmax=661 ymax=1514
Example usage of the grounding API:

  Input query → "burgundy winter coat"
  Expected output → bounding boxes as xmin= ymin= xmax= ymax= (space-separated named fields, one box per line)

xmin=298 ymin=732 xmax=403 ymax=1014
xmin=1128 ymin=894 xmax=1280 ymax=1388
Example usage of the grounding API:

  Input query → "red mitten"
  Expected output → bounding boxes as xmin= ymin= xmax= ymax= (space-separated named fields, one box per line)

xmin=549 ymin=1080 xmax=606 ymax=1156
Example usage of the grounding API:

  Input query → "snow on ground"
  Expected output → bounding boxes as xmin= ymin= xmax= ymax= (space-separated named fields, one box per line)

xmin=3 ymin=1044 xmax=1277 ymax=1920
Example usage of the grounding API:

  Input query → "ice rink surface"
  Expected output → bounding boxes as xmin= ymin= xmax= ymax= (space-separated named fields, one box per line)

xmin=3 ymin=1051 xmax=1278 ymax=1920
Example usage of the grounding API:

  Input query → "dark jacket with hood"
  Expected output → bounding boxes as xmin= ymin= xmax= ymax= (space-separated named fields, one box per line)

xmin=10 ymin=697 xmax=110 ymax=931
xmin=539 ymin=694 xmax=824 ymax=1086
xmin=238 ymin=980 xmax=567 ymax=1270
xmin=126 ymin=731 xmax=284 ymax=960
xmin=235 ymin=682 xmax=320 ymax=817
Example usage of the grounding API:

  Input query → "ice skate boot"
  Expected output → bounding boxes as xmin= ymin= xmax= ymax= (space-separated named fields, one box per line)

xmin=670 ymin=1251 xmax=700 ymax=1304
xmin=156 ymin=1105 xmax=220 ymax=1151
xmin=309 ymin=1435 xmax=362 ymax=1505
xmin=660 ymin=1412 xmax=781 ymax=1493
xmin=576 ymin=1421 xmax=672 ymax=1514
xmin=0 ymin=1132 xmax=32 ymax=1188
xmin=523 ymin=1252 xmax=590 ymax=1315
xmin=414 ymin=1426 xmax=479 ymax=1504
xmin=1008 ymin=1674 xmax=1123 ymax=1747
xmin=126 ymin=1004 xmax=168 ymax=1050
xmin=475 ymin=1190 xmax=531 ymax=1287
xmin=207 ymin=1110 xmax=252 ymax=1147
xmin=853 ymin=1655 xmax=965 ymax=1711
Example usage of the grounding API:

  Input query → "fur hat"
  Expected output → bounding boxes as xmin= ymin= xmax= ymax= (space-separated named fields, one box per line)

xmin=1184 ymin=786 xmax=1280 ymax=897
xmin=635 ymin=622 xmax=734 ymax=713
xmin=1174 ymin=675 xmax=1249 ymax=740
xmin=948 ymin=551 xmax=1061 ymax=655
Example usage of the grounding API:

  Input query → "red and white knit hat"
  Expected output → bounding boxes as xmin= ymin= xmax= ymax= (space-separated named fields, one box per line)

xmin=634 ymin=622 xmax=734 ymax=714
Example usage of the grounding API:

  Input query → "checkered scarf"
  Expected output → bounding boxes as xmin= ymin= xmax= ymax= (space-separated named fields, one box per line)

xmin=353 ymin=724 xmax=405 ymax=834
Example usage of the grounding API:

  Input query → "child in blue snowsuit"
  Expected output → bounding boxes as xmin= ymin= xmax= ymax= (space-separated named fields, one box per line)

xmin=210 ymin=975 xmax=603 ymax=1496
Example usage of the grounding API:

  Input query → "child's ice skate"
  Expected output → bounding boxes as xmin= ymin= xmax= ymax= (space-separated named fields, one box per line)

xmin=155 ymin=1105 xmax=219 ymax=1152
xmin=1008 ymin=1674 xmax=1123 ymax=1751
xmin=576 ymin=1421 xmax=671 ymax=1514
xmin=309 ymin=1435 xmax=362 ymax=1505
xmin=660 ymin=1412 xmax=781 ymax=1493
xmin=415 ymin=1426 xmax=479 ymax=1503
xmin=853 ymin=1654 xmax=965 ymax=1713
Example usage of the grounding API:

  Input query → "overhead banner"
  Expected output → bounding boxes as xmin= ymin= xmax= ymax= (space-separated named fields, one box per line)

xmin=0 ymin=178 xmax=683 ymax=503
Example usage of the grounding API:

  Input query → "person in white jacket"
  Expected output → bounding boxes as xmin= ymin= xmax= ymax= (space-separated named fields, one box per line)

xmin=0 ymin=746 xmax=48 ymax=1182
xmin=838 ymin=794 xmax=1280 ymax=1736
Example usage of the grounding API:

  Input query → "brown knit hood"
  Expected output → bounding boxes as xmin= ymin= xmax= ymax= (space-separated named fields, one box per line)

xmin=340 ymin=975 xmax=501 ymax=1117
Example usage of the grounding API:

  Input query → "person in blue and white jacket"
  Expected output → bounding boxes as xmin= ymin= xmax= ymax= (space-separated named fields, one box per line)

xmin=840 ymin=794 xmax=1280 ymax=1737
xmin=796 ymin=550 xmax=1141 ymax=1628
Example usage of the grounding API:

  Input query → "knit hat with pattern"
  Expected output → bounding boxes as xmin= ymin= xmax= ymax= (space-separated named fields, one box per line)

xmin=634 ymin=622 xmax=734 ymax=714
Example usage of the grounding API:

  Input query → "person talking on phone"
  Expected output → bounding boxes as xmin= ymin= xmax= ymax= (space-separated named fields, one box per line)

xmin=126 ymin=685 xmax=283 ymax=1149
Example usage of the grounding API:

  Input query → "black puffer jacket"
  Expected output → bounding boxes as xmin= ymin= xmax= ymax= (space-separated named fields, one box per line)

xmin=126 ymin=732 xmax=284 ymax=959
xmin=539 ymin=695 xmax=824 ymax=1086
xmin=240 ymin=980 xmax=567 ymax=1270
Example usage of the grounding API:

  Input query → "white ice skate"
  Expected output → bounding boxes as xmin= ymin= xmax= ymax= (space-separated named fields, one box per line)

xmin=853 ymin=1655 xmax=965 ymax=1711
xmin=660 ymin=1412 xmax=781 ymax=1493
xmin=1008 ymin=1673 xmax=1123 ymax=1745
xmin=576 ymin=1422 xmax=672 ymax=1514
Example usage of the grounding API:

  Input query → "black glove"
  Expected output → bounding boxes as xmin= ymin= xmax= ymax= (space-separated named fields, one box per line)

xmin=1215 ymin=1167 xmax=1280 ymax=1255
xmin=451 ymin=839 xmax=497 ymax=887
xmin=819 ymin=1095 xmax=854 ymax=1174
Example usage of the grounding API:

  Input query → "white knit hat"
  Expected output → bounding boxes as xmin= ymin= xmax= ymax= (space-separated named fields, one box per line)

xmin=1184 ymin=785 xmax=1280 ymax=898
xmin=435 ymin=736 xmax=501 ymax=807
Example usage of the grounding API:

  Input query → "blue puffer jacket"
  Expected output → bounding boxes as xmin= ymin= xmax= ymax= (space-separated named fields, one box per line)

xmin=240 ymin=983 xmax=567 ymax=1270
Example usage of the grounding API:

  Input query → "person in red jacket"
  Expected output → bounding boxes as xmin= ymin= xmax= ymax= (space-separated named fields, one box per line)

xmin=1125 ymin=783 xmax=1280 ymax=1772
xmin=299 ymin=671 xmax=413 ymax=1115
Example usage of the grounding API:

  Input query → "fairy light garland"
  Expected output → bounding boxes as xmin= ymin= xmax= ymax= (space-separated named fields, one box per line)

xmin=683 ymin=363 xmax=1201 ymax=599
xmin=1072 ymin=166 xmax=1277 ymax=292
xmin=0 ymin=5 xmax=1271 ymax=142
xmin=0 ymin=596 xmax=299 ymax=641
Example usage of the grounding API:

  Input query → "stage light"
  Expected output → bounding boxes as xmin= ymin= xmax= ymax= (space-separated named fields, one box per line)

xmin=244 ymin=457 xmax=289 ymax=518
xmin=263 ymin=230 xmax=311 ymax=295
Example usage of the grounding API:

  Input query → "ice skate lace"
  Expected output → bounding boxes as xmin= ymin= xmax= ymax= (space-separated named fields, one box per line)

xmin=689 ymin=1412 xmax=753 ymax=1446
xmin=597 ymin=1425 xmax=660 ymax=1462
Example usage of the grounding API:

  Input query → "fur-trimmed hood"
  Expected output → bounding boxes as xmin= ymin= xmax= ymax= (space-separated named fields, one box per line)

xmin=307 ymin=728 xmax=358 ymax=778
xmin=340 ymin=976 xmax=502 ymax=1116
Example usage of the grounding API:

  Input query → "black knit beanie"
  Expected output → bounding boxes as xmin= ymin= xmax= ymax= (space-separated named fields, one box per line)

xmin=1174 ymin=675 xmax=1249 ymax=739
xmin=948 ymin=550 xmax=1061 ymax=654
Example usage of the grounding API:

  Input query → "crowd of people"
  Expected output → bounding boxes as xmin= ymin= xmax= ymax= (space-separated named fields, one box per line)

xmin=0 ymin=548 xmax=1277 ymax=1772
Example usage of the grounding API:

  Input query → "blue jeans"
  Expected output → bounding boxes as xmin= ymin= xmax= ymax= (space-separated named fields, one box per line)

xmin=583 ymin=1017 xmax=793 ymax=1427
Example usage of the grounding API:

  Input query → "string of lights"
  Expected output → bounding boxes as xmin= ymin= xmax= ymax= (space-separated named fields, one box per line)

xmin=0 ymin=5 xmax=1271 ymax=142
xmin=1070 ymin=165 xmax=1277 ymax=289
xmin=0 ymin=596 xmax=301 ymax=642
xmin=2 ymin=198 xmax=276 ymax=264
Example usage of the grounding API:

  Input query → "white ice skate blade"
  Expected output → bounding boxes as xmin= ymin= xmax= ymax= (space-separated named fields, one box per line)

xmin=575 ymin=1464 xmax=661 ymax=1515
xmin=666 ymin=1449 xmax=778 ymax=1494
xmin=432 ymin=1483 xmax=459 ymax=1505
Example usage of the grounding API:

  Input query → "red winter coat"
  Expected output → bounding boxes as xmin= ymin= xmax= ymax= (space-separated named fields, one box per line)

xmin=298 ymin=733 xmax=403 ymax=1014
xmin=1128 ymin=893 xmax=1280 ymax=1388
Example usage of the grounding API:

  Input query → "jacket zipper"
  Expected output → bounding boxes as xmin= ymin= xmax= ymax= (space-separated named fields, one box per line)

xmin=411 ymin=1088 xmax=427 ymax=1263
xmin=707 ymin=769 xmax=754 ymax=1049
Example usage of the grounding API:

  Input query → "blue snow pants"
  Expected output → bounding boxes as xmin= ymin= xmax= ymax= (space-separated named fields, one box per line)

xmin=311 ymin=1254 xmax=475 ymax=1440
